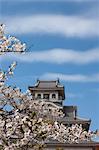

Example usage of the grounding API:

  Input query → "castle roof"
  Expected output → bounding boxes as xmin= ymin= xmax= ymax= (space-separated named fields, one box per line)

xmin=29 ymin=80 xmax=64 ymax=89
xmin=28 ymin=80 xmax=65 ymax=99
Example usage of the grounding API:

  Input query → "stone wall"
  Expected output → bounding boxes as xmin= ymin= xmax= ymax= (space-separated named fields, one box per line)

xmin=45 ymin=148 xmax=93 ymax=150
xmin=29 ymin=142 xmax=99 ymax=150
xmin=42 ymin=143 xmax=99 ymax=150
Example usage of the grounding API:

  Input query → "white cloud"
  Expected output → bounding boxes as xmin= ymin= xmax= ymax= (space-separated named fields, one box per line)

xmin=1 ymin=48 xmax=99 ymax=65
xmin=3 ymin=15 xmax=99 ymax=37
xmin=40 ymin=72 xmax=99 ymax=82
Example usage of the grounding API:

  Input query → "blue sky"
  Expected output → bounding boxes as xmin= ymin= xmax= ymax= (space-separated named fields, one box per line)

xmin=0 ymin=0 xmax=99 ymax=132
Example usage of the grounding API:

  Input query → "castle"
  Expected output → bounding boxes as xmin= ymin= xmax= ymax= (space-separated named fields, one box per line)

xmin=28 ymin=79 xmax=99 ymax=150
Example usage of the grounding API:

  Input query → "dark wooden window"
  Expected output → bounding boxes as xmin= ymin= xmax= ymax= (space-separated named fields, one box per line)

xmin=37 ymin=94 xmax=41 ymax=99
xmin=52 ymin=93 xmax=56 ymax=99
xmin=43 ymin=94 xmax=49 ymax=99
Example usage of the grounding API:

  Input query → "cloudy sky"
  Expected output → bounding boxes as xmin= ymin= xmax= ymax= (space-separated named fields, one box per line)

xmin=0 ymin=0 xmax=99 ymax=131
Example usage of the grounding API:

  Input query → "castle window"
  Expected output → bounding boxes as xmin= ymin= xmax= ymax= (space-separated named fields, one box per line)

xmin=43 ymin=94 xmax=49 ymax=99
xmin=52 ymin=94 xmax=56 ymax=99
xmin=37 ymin=94 xmax=41 ymax=99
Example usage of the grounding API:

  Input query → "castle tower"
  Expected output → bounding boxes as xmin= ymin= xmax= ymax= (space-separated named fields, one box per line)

xmin=28 ymin=79 xmax=65 ymax=107
xmin=28 ymin=79 xmax=91 ymax=131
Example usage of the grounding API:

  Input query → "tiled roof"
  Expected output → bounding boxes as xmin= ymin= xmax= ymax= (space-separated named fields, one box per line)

xmin=38 ymin=80 xmax=64 ymax=88
xmin=37 ymin=81 xmax=58 ymax=88
xmin=29 ymin=80 xmax=64 ymax=89
xmin=57 ymin=117 xmax=91 ymax=123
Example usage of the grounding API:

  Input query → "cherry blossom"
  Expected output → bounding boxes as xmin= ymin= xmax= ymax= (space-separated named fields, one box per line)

xmin=0 ymin=24 xmax=98 ymax=150
xmin=0 ymin=24 xmax=26 ymax=54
